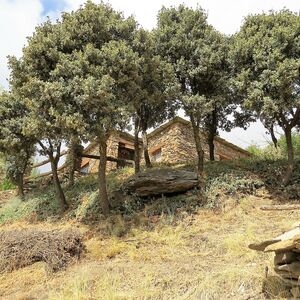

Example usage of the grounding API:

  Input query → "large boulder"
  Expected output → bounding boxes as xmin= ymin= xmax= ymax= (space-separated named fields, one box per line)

xmin=122 ymin=168 xmax=198 ymax=197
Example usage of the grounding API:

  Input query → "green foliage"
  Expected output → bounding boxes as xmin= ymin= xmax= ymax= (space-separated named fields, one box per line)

xmin=0 ymin=189 xmax=61 ymax=224
xmin=278 ymin=133 xmax=300 ymax=159
xmin=0 ymin=178 xmax=15 ymax=191
xmin=131 ymin=29 xmax=179 ymax=132
xmin=246 ymin=143 xmax=283 ymax=160
xmin=156 ymin=7 xmax=234 ymax=124
xmin=247 ymin=132 xmax=300 ymax=160
xmin=246 ymin=144 xmax=262 ymax=156
xmin=0 ymin=92 xmax=35 ymax=194
xmin=231 ymin=10 xmax=300 ymax=176
xmin=155 ymin=5 xmax=238 ymax=165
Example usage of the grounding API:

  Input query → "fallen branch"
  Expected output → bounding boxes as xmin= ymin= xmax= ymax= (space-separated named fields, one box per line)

xmin=261 ymin=204 xmax=300 ymax=211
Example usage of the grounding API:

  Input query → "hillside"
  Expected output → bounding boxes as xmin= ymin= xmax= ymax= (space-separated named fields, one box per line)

xmin=0 ymin=158 xmax=299 ymax=299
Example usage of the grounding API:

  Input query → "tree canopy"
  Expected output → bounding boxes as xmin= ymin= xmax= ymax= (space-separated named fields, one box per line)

xmin=231 ymin=10 xmax=300 ymax=183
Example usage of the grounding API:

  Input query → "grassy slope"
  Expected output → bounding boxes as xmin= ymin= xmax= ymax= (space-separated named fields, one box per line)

xmin=0 ymin=158 xmax=299 ymax=299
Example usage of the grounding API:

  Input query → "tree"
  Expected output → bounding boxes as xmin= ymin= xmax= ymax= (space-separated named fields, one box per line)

xmin=48 ymin=2 xmax=139 ymax=215
xmin=131 ymin=29 xmax=179 ymax=172
xmin=8 ymin=22 xmax=69 ymax=210
xmin=231 ymin=10 xmax=300 ymax=184
xmin=65 ymin=136 xmax=83 ymax=187
xmin=0 ymin=92 xmax=35 ymax=198
xmin=8 ymin=2 xmax=139 ymax=215
xmin=156 ymin=5 xmax=231 ymax=181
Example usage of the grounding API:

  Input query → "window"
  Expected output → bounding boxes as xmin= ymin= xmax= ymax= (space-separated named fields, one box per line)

xmin=152 ymin=148 xmax=162 ymax=162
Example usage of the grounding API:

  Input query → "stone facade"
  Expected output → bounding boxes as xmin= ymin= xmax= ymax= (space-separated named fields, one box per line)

xmin=81 ymin=132 xmax=139 ymax=173
xmin=81 ymin=117 xmax=250 ymax=173
xmin=146 ymin=118 xmax=250 ymax=165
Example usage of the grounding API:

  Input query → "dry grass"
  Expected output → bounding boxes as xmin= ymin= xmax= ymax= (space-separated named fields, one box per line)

xmin=1 ymin=194 xmax=299 ymax=299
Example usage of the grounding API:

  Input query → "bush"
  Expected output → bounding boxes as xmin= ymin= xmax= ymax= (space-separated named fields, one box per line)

xmin=0 ymin=178 xmax=15 ymax=191
xmin=0 ymin=228 xmax=84 ymax=273
xmin=278 ymin=133 xmax=300 ymax=159
xmin=247 ymin=132 xmax=300 ymax=160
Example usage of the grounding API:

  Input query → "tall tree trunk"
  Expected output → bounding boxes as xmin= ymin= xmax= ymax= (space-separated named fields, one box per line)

xmin=283 ymin=126 xmax=294 ymax=185
xmin=134 ymin=118 xmax=140 ymax=174
xmin=98 ymin=133 xmax=110 ymax=216
xmin=207 ymin=109 xmax=217 ymax=161
xmin=67 ymin=136 xmax=82 ymax=187
xmin=190 ymin=115 xmax=205 ymax=191
xmin=208 ymin=132 xmax=215 ymax=161
xmin=50 ymin=158 xmax=68 ymax=211
xmin=16 ymin=173 xmax=24 ymax=199
xmin=269 ymin=125 xmax=278 ymax=148
xmin=142 ymin=130 xmax=152 ymax=168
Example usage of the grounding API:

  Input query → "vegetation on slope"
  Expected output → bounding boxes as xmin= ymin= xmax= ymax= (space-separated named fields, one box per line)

xmin=0 ymin=157 xmax=299 ymax=299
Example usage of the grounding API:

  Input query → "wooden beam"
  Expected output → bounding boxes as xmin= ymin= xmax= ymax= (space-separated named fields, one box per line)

xmin=31 ymin=150 xmax=68 ymax=169
xmin=81 ymin=153 xmax=134 ymax=164
xmin=24 ymin=163 xmax=67 ymax=181
xmin=25 ymin=153 xmax=134 ymax=182
xmin=261 ymin=204 xmax=300 ymax=211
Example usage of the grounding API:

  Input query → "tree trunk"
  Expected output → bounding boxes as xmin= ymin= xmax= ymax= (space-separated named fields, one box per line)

xmin=68 ymin=168 xmax=75 ymax=187
xmin=67 ymin=136 xmax=82 ymax=187
xmin=269 ymin=125 xmax=278 ymax=148
xmin=207 ymin=109 xmax=217 ymax=161
xmin=16 ymin=174 xmax=24 ymax=199
xmin=50 ymin=158 xmax=68 ymax=211
xmin=190 ymin=115 xmax=205 ymax=191
xmin=208 ymin=134 xmax=215 ymax=161
xmin=283 ymin=127 xmax=294 ymax=185
xmin=142 ymin=130 xmax=152 ymax=168
xmin=98 ymin=133 xmax=110 ymax=216
xmin=134 ymin=118 xmax=140 ymax=174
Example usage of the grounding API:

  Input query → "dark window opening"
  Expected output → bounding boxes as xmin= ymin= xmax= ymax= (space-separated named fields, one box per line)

xmin=117 ymin=142 xmax=135 ymax=168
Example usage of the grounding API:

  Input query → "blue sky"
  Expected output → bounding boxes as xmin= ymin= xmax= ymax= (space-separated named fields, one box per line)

xmin=40 ymin=0 xmax=67 ymax=16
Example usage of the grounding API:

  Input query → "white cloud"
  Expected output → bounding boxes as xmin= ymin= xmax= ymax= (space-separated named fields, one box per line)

xmin=0 ymin=0 xmax=43 ymax=89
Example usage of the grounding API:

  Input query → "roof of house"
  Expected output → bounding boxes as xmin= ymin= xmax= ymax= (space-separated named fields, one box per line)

xmin=83 ymin=116 xmax=250 ymax=156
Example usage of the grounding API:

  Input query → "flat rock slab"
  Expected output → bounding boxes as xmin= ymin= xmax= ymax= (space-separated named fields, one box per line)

xmin=249 ymin=227 xmax=300 ymax=252
xmin=123 ymin=168 xmax=198 ymax=197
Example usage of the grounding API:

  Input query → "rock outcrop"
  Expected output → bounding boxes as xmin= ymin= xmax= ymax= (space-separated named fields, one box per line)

xmin=123 ymin=168 xmax=198 ymax=197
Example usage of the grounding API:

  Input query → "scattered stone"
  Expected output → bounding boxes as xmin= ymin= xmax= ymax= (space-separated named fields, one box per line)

xmin=250 ymin=223 xmax=300 ymax=287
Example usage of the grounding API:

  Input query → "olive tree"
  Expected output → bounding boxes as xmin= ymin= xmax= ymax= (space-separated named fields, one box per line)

xmin=231 ymin=10 xmax=300 ymax=184
xmin=131 ymin=29 xmax=179 ymax=172
xmin=49 ymin=2 xmax=140 ymax=215
xmin=156 ymin=5 xmax=232 ymax=178
xmin=0 ymin=92 xmax=35 ymax=198
xmin=8 ymin=22 xmax=70 ymax=210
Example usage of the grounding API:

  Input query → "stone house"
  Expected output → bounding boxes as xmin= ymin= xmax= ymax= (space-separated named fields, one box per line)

xmin=80 ymin=117 xmax=250 ymax=173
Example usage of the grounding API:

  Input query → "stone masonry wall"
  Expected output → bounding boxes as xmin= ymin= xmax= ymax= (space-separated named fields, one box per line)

xmin=82 ymin=120 xmax=249 ymax=173
xmin=147 ymin=121 xmax=249 ymax=164
xmin=85 ymin=133 xmax=120 ymax=173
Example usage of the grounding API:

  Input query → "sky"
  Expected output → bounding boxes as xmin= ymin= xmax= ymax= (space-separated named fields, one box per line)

xmin=0 ymin=0 xmax=299 ymax=150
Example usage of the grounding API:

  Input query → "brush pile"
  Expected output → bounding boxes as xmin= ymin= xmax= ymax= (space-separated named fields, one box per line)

xmin=249 ymin=223 xmax=300 ymax=287
xmin=0 ymin=228 xmax=84 ymax=273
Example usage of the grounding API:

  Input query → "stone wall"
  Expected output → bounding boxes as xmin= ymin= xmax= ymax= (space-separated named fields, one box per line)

xmin=147 ymin=121 xmax=249 ymax=164
xmin=85 ymin=132 xmax=122 ymax=173
xmin=81 ymin=119 xmax=250 ymax=173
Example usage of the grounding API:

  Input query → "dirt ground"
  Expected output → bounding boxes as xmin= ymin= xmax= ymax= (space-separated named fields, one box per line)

xmin=0 ymin=192 xmax=299 ymax=299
